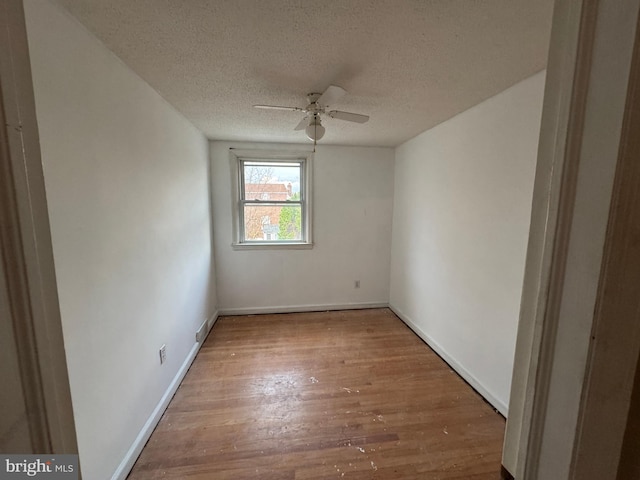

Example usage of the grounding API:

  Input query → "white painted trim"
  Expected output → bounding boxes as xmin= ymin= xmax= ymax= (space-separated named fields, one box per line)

xmin=229 ymin=148 xmax=314 ymax=247
xmin=230 ymin=148 xmax=314 ymax=158
xmin=0 ymin=0 xmax=78 ymax=453
xmin=505 ymin=1 xmax=640 ymax=478
xmin=112 ymin=310 xmax=218 ymax=480
xmin=231 ymin=242 xmax=314 ymax=250
xmin=502 ymin=0 xmax=595 ymax=474
xmin=389 ymin=304 xmax=508 ymax=416
xmin=218 ymin=302 xmax=388 ymax=316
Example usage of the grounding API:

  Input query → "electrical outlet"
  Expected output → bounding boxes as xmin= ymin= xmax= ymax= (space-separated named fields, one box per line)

xmin=355 ymin=280 xmax=360 ymax=289
xmin=159 ymin=344 xmax=166 ymax=365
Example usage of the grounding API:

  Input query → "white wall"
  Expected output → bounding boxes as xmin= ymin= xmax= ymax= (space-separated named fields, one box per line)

xmin=389 ymin=72 xmax=546 ymax=414
xmin=210 ymin=141 xmax=394 ymax=313
xmin=24 ymin=1 xmax=217 ymax=478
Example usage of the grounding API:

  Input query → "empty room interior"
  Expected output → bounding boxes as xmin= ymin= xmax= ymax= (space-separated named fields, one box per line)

xmin=4 ymin=0 xmax=640 ymax=479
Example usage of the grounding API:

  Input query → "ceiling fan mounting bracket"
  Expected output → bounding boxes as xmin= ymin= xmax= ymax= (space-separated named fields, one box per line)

xmin=307 ymin=93 xmax=322 ymax=104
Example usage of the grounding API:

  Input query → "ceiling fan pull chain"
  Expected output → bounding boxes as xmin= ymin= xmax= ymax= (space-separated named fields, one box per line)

xmin=313 ymin=122 xmax=317 ymax=152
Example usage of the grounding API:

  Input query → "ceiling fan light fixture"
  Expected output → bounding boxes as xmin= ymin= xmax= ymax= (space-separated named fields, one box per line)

xmin=305 ymin=117 xmax=325 ymax=141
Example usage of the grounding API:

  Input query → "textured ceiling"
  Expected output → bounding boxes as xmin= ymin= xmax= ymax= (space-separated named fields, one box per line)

xmin=53 ymin=0 xmax=554 ymax=147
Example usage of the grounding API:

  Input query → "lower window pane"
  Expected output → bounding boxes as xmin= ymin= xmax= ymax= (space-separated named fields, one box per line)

xmin=244 ymin=205 xmax=302 ymax=241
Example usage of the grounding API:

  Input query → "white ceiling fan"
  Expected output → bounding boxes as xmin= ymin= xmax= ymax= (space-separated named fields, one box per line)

xmin=253 ymin=85 xmax=369 ymax=145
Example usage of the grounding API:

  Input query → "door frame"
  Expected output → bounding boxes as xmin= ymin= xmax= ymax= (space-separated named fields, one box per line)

xmin=0 ymin=0 xmax=78 ymax=456
xmin=504 ymin=0 xmax=640 ymax=478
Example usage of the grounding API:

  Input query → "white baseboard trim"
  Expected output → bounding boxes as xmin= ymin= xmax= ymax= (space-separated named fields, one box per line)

xmin=389 ymin=304 xmax=508 ymax=416
xmin=218 ymin=302 xmax=389 ymax=316
xmin=112 ymin=310 xmax=219 ymax=480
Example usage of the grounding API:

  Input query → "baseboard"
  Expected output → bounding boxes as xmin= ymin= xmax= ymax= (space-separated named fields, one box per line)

xmin=111 ymin=310 xmax=218 ymax=480
xmin=218 ymin=302 xmax=389 ymax=316
xmin=388 ymin=304 xmax=508 ymax=416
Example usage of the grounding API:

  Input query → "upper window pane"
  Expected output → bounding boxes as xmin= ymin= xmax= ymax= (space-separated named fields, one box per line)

xmin=242 ymin=162 xmax=301 ymax=201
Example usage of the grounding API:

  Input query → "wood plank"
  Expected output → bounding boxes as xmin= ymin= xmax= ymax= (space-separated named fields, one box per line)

xmin=127 ymin=308 xmax=505 ymax=479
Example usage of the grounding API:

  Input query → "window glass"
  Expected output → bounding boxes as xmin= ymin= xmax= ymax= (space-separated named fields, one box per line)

xmin=232 ymin=154 xmax=311 ymax=247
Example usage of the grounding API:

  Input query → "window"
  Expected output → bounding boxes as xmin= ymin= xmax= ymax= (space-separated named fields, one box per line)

xmin=230 ymin=150 xmax=313 ymax=248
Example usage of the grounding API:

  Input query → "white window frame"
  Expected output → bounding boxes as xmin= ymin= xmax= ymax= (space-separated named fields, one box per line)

xmin=230 ymin=149 xmax=313 ymax=249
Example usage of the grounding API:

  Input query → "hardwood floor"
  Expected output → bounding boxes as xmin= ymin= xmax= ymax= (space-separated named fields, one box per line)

xmin=127 ymin=308 xmax=505 ymax=479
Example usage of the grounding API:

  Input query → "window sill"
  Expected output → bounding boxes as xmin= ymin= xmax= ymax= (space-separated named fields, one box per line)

xmin=231 ymin=242 xmax=314 ymax=251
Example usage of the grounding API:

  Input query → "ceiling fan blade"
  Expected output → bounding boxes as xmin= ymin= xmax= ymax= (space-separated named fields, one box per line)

xmin=328 ymin=110 xmax=369 ymax=123
xmin=253 ymin=104 xmax=303 ymax=112
xmin=294 ymin=116 xmax=308 ymax=130
xmin=317 ymin=85 xmax=347 ymax=107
